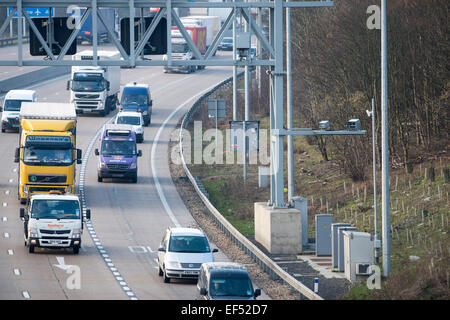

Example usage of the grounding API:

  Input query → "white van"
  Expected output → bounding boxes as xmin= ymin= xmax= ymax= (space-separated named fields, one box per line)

xmin=1 ymin=90 xmax=37 ymax=132
xmin=114 ymin=111 xmax=145 ymax=143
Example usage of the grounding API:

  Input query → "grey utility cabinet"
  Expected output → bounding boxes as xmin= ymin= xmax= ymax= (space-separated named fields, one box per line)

xmin=337 ymin=226 xmax=357 ymax=272
xmin=315 ymin=214 xmax=333 ymax=256
xmin=331 ymin=223 xmax=351 ymax=268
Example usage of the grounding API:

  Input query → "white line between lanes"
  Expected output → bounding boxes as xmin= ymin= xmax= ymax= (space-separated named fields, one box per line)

xmin=151 ymin=78 xmax=230 ymax=228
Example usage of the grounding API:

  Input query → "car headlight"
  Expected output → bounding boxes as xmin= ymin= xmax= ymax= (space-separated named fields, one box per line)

xmin=72 ymin=228 xmax=82 ymax=238
xmin=99 ymin=101 xmax=104 ymax=108
xmin=29 ymin=228 xmax=38 ymax=238
xmin=166 ymin=261 xmax=181 ymax=269
xmin=100 ymin=161 xmax=107 ymax=169
xmin=130 ymin=162 xmax=137 ymax=169
xmin=143 ymin=110 xmax=148 ymax=115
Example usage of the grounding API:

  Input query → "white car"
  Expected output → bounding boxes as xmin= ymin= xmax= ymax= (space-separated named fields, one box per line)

xmin=114 ymin=111 xmax=144 ymax=143
xmin=1 ymin=90 xmax=37 ymax=133
xmin=158 ymin=227 xmax=219 ymax=283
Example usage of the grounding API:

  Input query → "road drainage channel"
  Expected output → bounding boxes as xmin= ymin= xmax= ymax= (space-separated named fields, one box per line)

xmin=78 ymin=117 xmax=138 ymax=300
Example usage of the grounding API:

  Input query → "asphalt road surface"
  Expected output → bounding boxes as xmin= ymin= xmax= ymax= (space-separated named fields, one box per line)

xmin=0 ymin=51 xmax=270 ymax=300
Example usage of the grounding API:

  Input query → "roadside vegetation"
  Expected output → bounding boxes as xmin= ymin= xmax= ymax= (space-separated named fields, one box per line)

xmin=185 ymin=0 xmax=449 ymax=299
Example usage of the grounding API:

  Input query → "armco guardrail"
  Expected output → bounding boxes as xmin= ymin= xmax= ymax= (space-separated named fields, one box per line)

xmin=179 ymin=74 xmax=323 ymax=300
xmin=0 ymin=36 xmax=29 ymax=47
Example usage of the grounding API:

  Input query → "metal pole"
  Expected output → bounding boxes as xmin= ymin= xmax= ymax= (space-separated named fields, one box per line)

xmin=273 ymin=0 xmax=284 ymax=207
xmin=268 ymin=5 xmax=275 ymax=205
xmin=129 ymin=0 xmax=135 ymax=67
xmin=17 ymin=0 xmax=22 ymax=67
xmin=243 ymin=120 xmax=247 ymax=183
xmin=286 ymin=0 xmax=294 ymax=203
xmin=232 ymin=1 xmax=238 ymax=121
xmin=166 ymin=0 xmax=171 ymax=66
xmin=256 ymin=7 xmax=262 ymax=97
xmin=381 ymin=0 xmax=390 ymax=277
xmin=372 ymin=98 xmax=379 ymax=263
xmin=92 ymin=0 xmax=98 ymax=66
xmin=244 ymin=0 xmax=250 ymax=184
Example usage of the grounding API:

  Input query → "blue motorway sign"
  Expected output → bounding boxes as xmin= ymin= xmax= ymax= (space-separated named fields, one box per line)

xmin=7 ymin=7 xmax=54 ymax=18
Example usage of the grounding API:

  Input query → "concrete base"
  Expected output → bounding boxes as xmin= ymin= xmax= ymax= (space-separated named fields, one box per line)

xmin=254 ymin=202 xmax=303 ymax=255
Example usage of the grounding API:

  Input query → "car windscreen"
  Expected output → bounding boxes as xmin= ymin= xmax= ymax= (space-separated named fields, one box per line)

xmin=209 ymin=274 xmax=254 ymax=297
xmin=23 ymin=147 xmax=72 ymax=166
xmin=172 ymin=43 xmax=189 ymax=53
xmin=116 ymin=116 xmax=141 ymax=126
xmin=168 ymin=236 xmax=211 ymax=253
xmin=121 ymin=93 xmax=148 ymax=105
xmin=101 ymin=140 xmax=136 ymax=156
xmin=4 ymin=99 xmax=32 ymax=111
xmin=72 ymin=73 xmax=105 ymax=92
xmin=31 ymin=200 xmax=80 ymax=219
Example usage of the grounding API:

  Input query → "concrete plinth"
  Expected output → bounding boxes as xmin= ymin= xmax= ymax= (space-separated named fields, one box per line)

xmin=254 ymin=202 xmax=303 ymax=255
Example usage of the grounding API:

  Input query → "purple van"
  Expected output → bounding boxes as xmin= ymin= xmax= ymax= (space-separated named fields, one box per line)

xmin=95 ymin=124 xmax=142 ymax=183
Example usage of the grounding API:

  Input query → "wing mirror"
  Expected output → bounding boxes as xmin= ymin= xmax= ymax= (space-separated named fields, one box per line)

xmin=14 ymin=148 xmax=20 ymax=163
xmin=199 ymin=288 xmax=207 ymax=296
xmin=94 ymin=148 xmax=99 ymax=156
xmin=85 ymin=209 xmax=91 ymax=220
xmin=137 ymin=150 xmax=142 ymax=157
xmin=76 ymin=149 xmax=82 ymax=164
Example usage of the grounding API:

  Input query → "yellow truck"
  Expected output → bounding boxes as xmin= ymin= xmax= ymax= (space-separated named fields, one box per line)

xmin=14 ymin=102 xmax=81 ymax=204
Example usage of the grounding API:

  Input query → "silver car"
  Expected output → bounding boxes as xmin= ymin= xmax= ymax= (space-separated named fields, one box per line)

xmin=158 ymin=227 xmax=218 ymax=283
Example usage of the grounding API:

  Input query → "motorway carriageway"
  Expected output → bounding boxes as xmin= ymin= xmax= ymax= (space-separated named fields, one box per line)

xmin=0 ymin=51 xmax=270 ymax=300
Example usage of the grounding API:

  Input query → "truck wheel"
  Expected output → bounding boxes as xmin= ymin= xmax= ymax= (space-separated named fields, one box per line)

xmin=1 ymin=127 xmax=5 ymax=133
xmin=73 ymin=246 xmax=80 ymax=254
xmin=97 ymin=175 xmax=103 ymax=182
xmin=29 ymin=245 xmax=35 ymax=253
xmin=131 ymin=175 xmax=137 ymax=183
xmin=20 ymin=198 xmax=27 ymax=205
xmin=99 ymin=110 xmax=106 ymax=117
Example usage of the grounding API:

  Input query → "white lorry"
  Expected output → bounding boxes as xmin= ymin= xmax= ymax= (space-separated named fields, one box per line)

xmin=68 ymin=50 xmax=120 ymax=116
xmin=20 ymin=193 xmax=90 ymax=254
xmin=0 ymin=90 xmax=37 ymax=133
xmin=180 ymin=16 xmax=220 ymax=53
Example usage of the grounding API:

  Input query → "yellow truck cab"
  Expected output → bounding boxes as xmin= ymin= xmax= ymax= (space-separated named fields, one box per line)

xmin=14 ymin=102 xmax=81 ymax=204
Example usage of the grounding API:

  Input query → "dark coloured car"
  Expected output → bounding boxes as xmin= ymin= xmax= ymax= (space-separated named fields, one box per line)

xmin=218 ymin=37 xmax=233 ymax=51
xmin=196 ymin=262 xmax=261 ymax=300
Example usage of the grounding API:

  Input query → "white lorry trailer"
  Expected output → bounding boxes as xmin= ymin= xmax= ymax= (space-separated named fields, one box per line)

xmin=180 ymin=16 xmax=220 ymax=53
xmin=68 ymin=50 xmax=120 ymax=116
xmin=20 ymin=193 xmax=90 ymax=254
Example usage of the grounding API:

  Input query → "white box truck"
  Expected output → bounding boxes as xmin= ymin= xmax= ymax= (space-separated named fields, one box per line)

xmin=180 ymin=16 xmax=220 ymax=53
xmin=68 ymin=50 xmax=120 ymax=116
xmin=20 ymin=193 xmax=90 ymax=254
